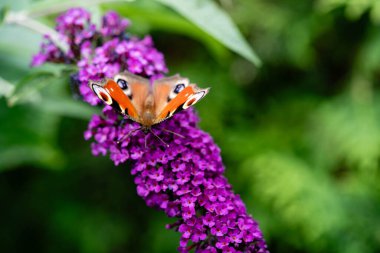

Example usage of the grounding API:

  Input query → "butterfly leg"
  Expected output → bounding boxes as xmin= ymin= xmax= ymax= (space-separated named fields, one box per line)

xmin=161 ymin=128 xmax=185 ymax=138
xmin=149 ymin=129 xmax=169 ymax=148
xmin=145 ymin=134 xmax=149 ymax=149
xmin=117 ymin=127 xmax=141 ymax=144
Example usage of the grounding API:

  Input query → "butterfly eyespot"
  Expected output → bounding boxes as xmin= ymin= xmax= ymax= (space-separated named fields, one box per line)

xmin=168 ymin=83 xmax=187 ymax=101
xmin=187 ymin=98 xmax=196 ymax=106
xmin=97 ymin=92 xmax=112 ymax=105
xmin=92 ymin=84 xmax=113 ymax=105
xmin=117 ymin=79 xmax=128 ymax=89
xmin=99 ymin=92 xmax=107 ymax=101
xmin=174 ymin=83 xmax=185 ymax=94
xmin=99 ymin=92 xmax=111 ymax=103
xmin=182 ymin=92 xmax=205 ymax=109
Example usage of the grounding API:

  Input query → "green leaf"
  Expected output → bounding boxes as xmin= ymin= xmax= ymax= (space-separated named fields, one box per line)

xmin=156 ymin=0 xmax=261 ymax=66
xmin=0 ymin=25 xmax=41 ymax=73
xmin=103 ymin=2 xmax=228 ymax=62
xmin=0 ymin=98 xmax=64 ymax=171
xmin=33 ymin=97 xmax=101 ymax=120
xmin=0 ymin=76 xmax=14 ymax=98
xmin=6 ymin=72 xmax=54 ymax=106
xmin=0 ymin=144 xmax=64 ymax=171
xmin=6 ymin=63 xmax=73 ymax=106
xmin=0 ymin=6 xmax=8 ymax=25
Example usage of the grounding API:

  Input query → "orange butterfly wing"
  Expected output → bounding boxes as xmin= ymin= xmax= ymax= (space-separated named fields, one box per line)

xmin=153 ymin=76 xmax=209 ymax=124
xmin=89 ymin=78 xmax=144 ymax=123
xmin=103 ymin=80 xmax=139 ymax=120
xmin=112 ymin=72 xmax=151 ymax=122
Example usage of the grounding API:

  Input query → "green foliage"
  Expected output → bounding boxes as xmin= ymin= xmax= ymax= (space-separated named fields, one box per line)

xmin=1 ymin=0 xmax=380 ymax=253
xmin=243 ymin=151 xmax=380 ymax=253
xmin=6 ymin=64 xmax=72 ymax=105
xmin=0 ymin=76 xmax=13 ymax=97
xmin=51 ymin=203 xmax=129 ymax=253
xmin=0 ymin=6 xmax=8 ymax=25
xmin=103 ymin=1 xmax=229 ymax=62
xmin=243 ymin=153 xmax=346 ymax=250
xmin=0 ymin=97 xmax=64 ymax=171
xmin=317 ymin=0 xmax=380 ymax=23
xmin=156 ymin=0 xmax=262 ymax=66
xmin=308 ymin=94 xmax=380 ymax=173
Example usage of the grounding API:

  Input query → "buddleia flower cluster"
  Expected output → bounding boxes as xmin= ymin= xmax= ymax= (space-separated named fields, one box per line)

xmin=32 ymin=8 xmax=269 ymax=253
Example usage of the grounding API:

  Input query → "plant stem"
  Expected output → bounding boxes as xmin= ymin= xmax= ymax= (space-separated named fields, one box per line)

xmin=0 ymin=76 xmax=15 ymax=98
xmin=4 ymin=11 xmax=69 ymax=53
xmin=2 ymin=0 xmax=135 ymax=54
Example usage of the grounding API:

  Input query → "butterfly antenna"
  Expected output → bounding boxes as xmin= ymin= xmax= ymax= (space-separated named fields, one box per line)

xmin=149 ymin=129 xmax=169 ymax=148
xmin=161 ymin=128 xmax=185 ymax=138
xmin=117 ymin=127 xmax=141 ymax=144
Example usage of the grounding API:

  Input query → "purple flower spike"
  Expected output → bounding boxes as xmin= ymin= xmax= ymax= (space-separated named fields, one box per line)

xmin=101 ymin=10 xmax=130 ymax=37
xmin=85 ymin=107 xmax=268 ymax=252
xmin=32 ymin=8 xmax=268 ymax=252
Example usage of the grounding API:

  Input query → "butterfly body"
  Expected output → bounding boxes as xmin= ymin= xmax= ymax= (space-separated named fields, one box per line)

xmin=89 ymin=71 xmax=209 ymax=131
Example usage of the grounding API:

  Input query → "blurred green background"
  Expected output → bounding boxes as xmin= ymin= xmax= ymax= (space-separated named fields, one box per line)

xmin=1 ymin=0 xmax=380 ymax=252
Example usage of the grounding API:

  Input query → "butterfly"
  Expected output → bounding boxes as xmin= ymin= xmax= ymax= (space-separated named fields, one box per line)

xmin=89 ymin=71 xmax=209 ymax=145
